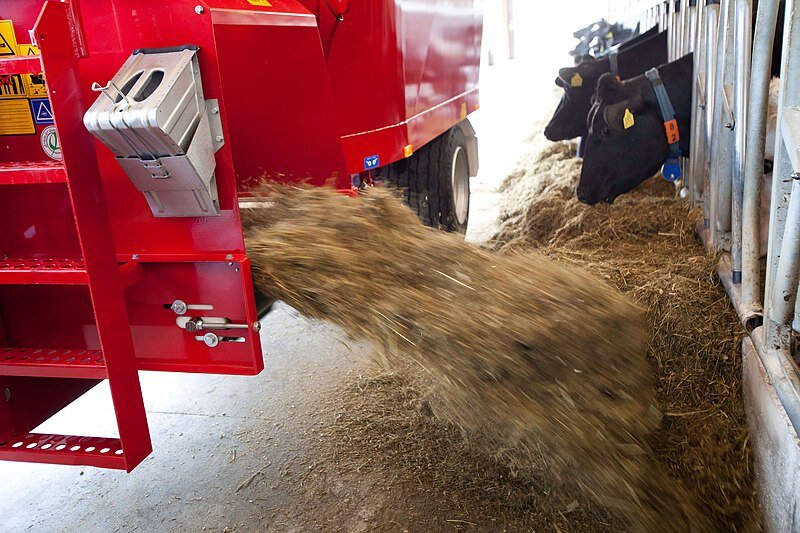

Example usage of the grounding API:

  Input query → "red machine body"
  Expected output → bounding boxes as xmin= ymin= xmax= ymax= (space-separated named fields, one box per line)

xmin=0 ymin=0 xmax=482 ymax=471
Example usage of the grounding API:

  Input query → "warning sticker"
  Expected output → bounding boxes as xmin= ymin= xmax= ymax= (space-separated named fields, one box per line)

xmin=17 ymin=44 xmax=39 ymax=56
xmin=30 ymin=98 xmax=53 ymax=124
xmin=0 ymin=99 xmax=35 ymax=135
xmin=0 ymin=74 xmax=28 ymax=98
xmin=247 ymin=0 xmax=272 ymax=5
xmin=24 ymin=72 xmax=47 ymax=98
xmin=0 ymin=20 xmax=18 ymax=57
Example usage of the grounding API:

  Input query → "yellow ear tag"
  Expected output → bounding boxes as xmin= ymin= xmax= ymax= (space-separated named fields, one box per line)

xmin=623 ymin=108 xmax=635 ymax=130
xmin=570 ymin=73 xmax=583 ymax=88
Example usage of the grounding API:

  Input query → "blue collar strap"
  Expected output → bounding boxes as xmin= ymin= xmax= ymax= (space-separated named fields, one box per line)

xmin=645 ymin=67 xmax=682 ymax=182
xmin=608 ymin=48 xmax=620 ymax=79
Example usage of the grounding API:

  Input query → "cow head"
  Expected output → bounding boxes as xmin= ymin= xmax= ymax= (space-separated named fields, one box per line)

xmin=576 ymin=74 xmax=669 ymax=205
xmin=544 ymin=60 xmax=609 ymax=141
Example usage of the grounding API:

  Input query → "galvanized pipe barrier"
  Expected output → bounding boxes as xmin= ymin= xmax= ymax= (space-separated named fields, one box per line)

xmin=607 ymin=0 xmax=800 ymax=528
xmin=668 ymin=0 xmax=677 ymax=59
xmin=689 ymin=2 xmax=708 ymax=206
xmin=703 ymin=1 xmax=721 ymax=235
xmin=709 ymin=0 xmax=736 ymax=247
xmin=731 ymin=0 xmax=752 ymax=283
xmin=742 ymin=0 xmax=780 ymax=312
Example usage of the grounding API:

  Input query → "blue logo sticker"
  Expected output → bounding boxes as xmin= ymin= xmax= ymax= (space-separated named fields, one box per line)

xmin=363 ymin=154 xmax=380 ymax=170
xmin=30 ymin=98 xmax=54 ymax=125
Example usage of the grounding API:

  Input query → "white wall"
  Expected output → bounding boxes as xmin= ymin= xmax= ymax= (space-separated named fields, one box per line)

xmin=483 ymin=0 xmax=609 ymax=66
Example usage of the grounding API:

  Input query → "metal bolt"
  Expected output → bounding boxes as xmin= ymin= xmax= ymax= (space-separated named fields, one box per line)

xmin=253 ymin=321 xmax=262 ymax=332
xmin=203 ymin=332 xmax=220 ymax=348
xmin=725 ymin=122 xmax=734 ymax=130
xmin=792 ymin=172 xmax=800 ymax=180
xmin=132 ymin=254 xmax=139 ymax=260
xmin=226 ymin=254 xmax=234 ymax=260
xmin=227 ymin=262 xmax=234 ymax=267
xmin=215 ymin=135 xmax=224 ymax=142
xmin=211 ymin=107 xmax=219 ymax=114
xmin=185 ymin=317 xmax=204 ymax=332
xmin=195 ymin=5 xmax=204 ymax=14
xmin=171 ymin=299 xmax=188 ymax=315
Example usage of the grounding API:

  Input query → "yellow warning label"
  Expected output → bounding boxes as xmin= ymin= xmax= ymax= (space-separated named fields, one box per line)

xmin=24 ymin=72 xmax=48 ymax=97
xmin=623 ymin=108 xmax=635 ymax=130
xmin=570 ymin=72 xmax=583 ymax=88
xmin=247 ymin=0 xmax=272 ymax=5
xmin=18 ymin=44 xmax=39 ymax=56
xmin=0 ymin=74 xmax=28 ymax=98
xmin=0 ymin=20 xmax=18 ymax=57
xmin=0 ymin=99 xmax=35 ymax=135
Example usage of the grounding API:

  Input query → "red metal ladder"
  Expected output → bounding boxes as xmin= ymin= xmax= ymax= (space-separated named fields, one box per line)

xmin=0 ymin=2 xmax=151 ymax=471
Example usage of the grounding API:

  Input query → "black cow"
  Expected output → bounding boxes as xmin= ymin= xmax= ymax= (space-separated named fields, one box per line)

xmin=545 ymin=29 xmax=667 ymax=142
xmin=576 ymin=54 xmax=694 ymax=205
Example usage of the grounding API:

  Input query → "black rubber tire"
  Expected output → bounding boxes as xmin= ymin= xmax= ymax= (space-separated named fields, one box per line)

xmin=385 ymin=127 xmax=470 ymax=233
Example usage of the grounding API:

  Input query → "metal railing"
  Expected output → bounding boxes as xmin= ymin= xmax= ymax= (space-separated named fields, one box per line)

xmin=607 ymin=0 xmax=799 ymax=528
xmin=611 ymin=0 xmax=800 ymax=425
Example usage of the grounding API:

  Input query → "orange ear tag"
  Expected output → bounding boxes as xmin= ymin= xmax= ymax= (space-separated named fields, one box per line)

xmin=664 ymin=119 xmax=680 ymax=143
xmin=570 ymin=73 xmax=583 ymax=87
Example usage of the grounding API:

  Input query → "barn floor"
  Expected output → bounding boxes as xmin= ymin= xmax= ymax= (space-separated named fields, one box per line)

xmin=0 ymin=57 xmax=561 ymax=532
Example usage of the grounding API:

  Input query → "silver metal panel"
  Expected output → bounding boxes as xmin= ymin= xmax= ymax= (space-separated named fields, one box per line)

xmin=113 ymin=107 xmax=221 ymax=218
xmin=84 ymin=49 xmax=205 ymax=159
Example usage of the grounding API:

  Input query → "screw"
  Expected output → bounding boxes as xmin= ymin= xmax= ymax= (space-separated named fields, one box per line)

xmin=226 ymin=254 xmax=234 ymax=260
xmin=185 ymin=318 xmax=204 ymax=332
xmin=725 ymin=122 xmax=734 ymax=130
xmin=171 ymin=300 xmax=188 ymax=315
xmin=215 ymin=135 xmax=224 ymax=142
xmin=203 ymin=332 xmax=220 ymax=348
xmin=132 ymin=254 xmax=139 ymax=260
xmin=211 ymin=107 xmax=219 ymax=114
xmin=195 ymin=5 xmax=204 ymax=14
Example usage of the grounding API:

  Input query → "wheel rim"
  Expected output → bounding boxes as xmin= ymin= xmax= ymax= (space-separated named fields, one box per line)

xmin=451 ymin=146 xmax=469 ymax=225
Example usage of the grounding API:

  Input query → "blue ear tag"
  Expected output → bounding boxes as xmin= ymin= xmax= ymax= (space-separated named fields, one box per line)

xmin=662 ymin=158 xmax=682 ymax=182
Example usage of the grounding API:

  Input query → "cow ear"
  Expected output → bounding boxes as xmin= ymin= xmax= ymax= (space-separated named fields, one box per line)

xmin=596 ymin=73 xmax=626 ymax=102
xmin=558 ymin=67 xmax=578 ymax=86
xmin=602 ymin=102 xmax=628 ymax=133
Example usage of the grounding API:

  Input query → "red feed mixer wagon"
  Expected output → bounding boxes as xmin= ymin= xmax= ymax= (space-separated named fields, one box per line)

xmin=0 ymin=0 xmax=482 ymax=471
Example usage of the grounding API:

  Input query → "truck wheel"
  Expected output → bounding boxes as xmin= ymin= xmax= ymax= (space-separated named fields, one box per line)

xmin=385 ymin=127 xmax=470 ymax=233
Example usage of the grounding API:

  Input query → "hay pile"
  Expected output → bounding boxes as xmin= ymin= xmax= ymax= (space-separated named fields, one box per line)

xmin=245 ymin=186 xmax=708 ymax=530
xmin=489 ymin=148 xmax=760 ymax=529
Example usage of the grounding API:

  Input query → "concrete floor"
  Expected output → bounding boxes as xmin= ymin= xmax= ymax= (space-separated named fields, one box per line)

xmin=0 ymin=19 xmax=590 ymax=532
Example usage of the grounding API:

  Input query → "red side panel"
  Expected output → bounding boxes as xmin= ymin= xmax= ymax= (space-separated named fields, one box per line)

xmin=400 ymin=0 xmax=483 ymax=149
xmin=212 ymin=6 xmax=351 ymax=190
xmin=0 ymin=0 xmax=264 ymax=376
xmin=319 ymin=0 xmax=483 ymax=173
